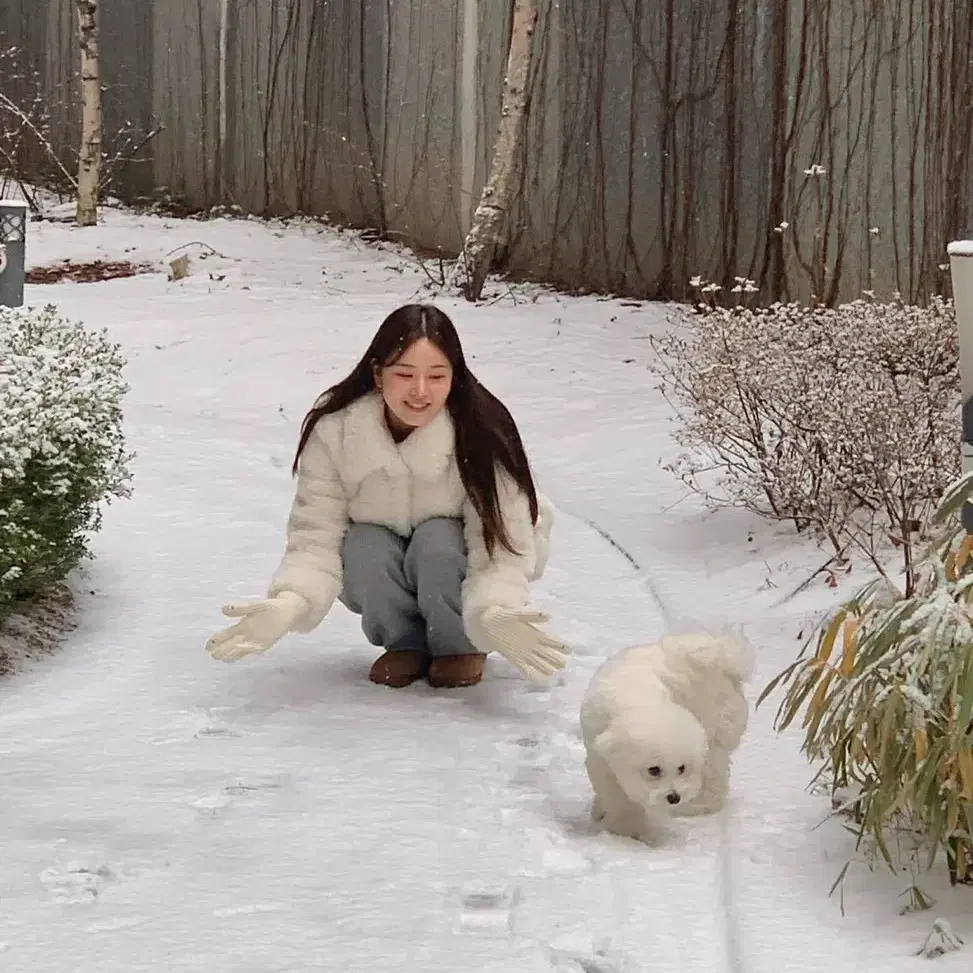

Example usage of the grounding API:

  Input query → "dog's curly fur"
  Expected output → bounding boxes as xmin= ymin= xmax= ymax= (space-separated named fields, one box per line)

xmin=580 ymin=631 xmax=751 ymax=844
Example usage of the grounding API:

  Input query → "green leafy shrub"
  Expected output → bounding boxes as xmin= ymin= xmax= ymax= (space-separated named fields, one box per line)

xmin=759 ymin=472 xmax=973 ymax=896
xmin=0 ymin=304 xmax=132 ymax=618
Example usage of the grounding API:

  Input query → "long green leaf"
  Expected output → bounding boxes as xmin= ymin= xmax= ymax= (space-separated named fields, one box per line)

xmin=933 ymin=472 xmax=973 ymax=525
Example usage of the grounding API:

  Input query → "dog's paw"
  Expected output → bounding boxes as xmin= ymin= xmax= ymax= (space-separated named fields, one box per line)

xmin=590 ymin=797 xmax=606 ymax=822
xmin=599 ymin=809 xmax=648 ymax=842
xmin=637 ymin=812 xmax=673 ymax=845
xmin=681 ymin=796 xmax=726 ymax=817
xmin=669 ymin=802 xmax=706 ymax=818
xmin=678 ymin=777 xmax=729 ymax=817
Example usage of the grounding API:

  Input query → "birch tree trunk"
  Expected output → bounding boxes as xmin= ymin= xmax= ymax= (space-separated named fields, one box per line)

xmin=454 ymin=0 xmax=538 ymax=301
xmin=75 ymin=0 xmax=101 ymax=227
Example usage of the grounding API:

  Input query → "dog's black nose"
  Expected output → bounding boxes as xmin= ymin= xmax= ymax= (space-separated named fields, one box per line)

xmin=666 ymin=792 xmax=681 ymax=805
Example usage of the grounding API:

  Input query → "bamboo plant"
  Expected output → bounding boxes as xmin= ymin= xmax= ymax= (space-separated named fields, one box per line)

xmin=759 ymin=471 xmax=973 ymax=888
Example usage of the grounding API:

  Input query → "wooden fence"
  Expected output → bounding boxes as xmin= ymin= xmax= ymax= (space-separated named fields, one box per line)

xmin=1 ymin=0 xmax=970 ymax=303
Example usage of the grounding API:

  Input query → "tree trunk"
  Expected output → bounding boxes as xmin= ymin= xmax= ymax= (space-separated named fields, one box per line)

xmin=75 ymin=0 xmax=101 ymax=227
xmin=454 ymin=0 xmax=538 ymax=301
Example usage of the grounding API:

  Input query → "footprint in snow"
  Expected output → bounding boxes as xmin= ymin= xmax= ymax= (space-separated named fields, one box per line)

xmin=190 ymin=793 xmax=232 ymax=813
xmin=194 ymin=725 xmax=242 ymax=740
xmin=494 ymin=732 xmax=541 ymax=761
xmin=212 ymin=902 xmax=290 ymax=919
xmin=510 ymin=751 xmax=553 ymax=791
xmin=40 ymin=862 xmax=116 ymax=904
xmin=547 ymin=943 xmax=626 ymax=973
xmin=453 ymin=883 xmax=523 ymax=937
xmin=496 ymin=733 xmax=553 ymax=796
xmin=538 ymin=831 xmax=593 ymax=876
xmin=153 ymin=708 xmax=243 ymax=745
xmin=191 ymin=775 xmax=286 ymax=813
xmin=86 ymin=916 xmax=149 ymax=934
xmin=192 ymin=706 xmax=243 ymax=737
xmin=223 ymin=778 xmax=285 ymax=795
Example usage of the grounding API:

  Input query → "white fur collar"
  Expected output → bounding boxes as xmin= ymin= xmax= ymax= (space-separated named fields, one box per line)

xmin=339 ymin=391 xmax=455 ymax=479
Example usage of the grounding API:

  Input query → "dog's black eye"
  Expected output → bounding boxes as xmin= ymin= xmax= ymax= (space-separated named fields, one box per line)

xmin=647 ymin=766 xmax=662 ymax=777
xmin=677 ymin=765 xmax=685 ymax=774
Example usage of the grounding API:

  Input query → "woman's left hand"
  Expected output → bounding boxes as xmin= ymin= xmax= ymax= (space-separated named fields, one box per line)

xmin=466 ymin=606 xmax=571 ymax=682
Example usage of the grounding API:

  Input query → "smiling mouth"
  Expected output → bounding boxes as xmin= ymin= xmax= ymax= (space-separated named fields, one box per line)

xmin=405 ymin=402 xmax=430 ymax=411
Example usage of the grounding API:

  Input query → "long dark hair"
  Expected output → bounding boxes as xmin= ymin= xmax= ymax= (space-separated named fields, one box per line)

xmin=292 ymin=304 xmax=539 ymax=557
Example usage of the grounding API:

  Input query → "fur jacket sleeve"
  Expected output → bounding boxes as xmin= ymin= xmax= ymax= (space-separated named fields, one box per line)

xmin=461 ymin=469 xmax=554 ymax=624
xmin=266 ymin=421 xmax=349 ymax=633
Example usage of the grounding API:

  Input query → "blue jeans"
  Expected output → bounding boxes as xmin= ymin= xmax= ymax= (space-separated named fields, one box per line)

xmin=338 ymin=517 xmax=481 ymax=658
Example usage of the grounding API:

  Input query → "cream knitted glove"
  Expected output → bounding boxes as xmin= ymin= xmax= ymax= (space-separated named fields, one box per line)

xmin=465 ymin=606 xmax=571 ymax=682
xmin=205 ymin=591 xmax=309 ymax=663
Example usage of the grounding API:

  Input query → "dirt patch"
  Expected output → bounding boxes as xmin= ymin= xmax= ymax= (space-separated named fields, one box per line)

xmin=26 ymin=259 xmax=155 ymax=284
xmin=0 ymin=583 xmax=79 ymax=679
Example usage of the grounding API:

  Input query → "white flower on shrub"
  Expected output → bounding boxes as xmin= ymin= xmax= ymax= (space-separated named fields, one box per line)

xmin=730 ymin=277 xmax=758 ymax=295
xmin=0 ymin=304 xmax=133 ymax=615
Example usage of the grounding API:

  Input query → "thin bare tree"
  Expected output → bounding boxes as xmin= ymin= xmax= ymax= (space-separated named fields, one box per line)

xmin=453 ymin=0 xmax=538 ymax=301
xmin=75 ymin=0 xmax=101 ymax=226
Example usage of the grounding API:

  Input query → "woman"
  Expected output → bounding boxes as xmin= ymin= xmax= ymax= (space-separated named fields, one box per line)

xmin=205 ymin=303 xmax=570 ymax=689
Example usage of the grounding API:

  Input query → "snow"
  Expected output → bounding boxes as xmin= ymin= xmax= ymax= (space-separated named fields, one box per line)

xmin=0 ymin=207 xmax=970 ymax=971
xmin=947 ymin=240 xmax=973 ymax=257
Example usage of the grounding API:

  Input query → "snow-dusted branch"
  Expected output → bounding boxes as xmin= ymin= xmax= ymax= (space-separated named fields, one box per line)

xmin=0 ymin=90 xmax=78 ymax=190
xmin=650 ymin=293 xmax=960 ymax=595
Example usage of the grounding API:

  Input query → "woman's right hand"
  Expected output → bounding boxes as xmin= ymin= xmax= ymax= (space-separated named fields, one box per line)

xmin=205 ymin=590 xmax=310 ymax=662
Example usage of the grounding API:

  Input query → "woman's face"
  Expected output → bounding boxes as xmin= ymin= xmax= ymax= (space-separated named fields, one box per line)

xmin=376 ymin=338 xmax=453 ymax=433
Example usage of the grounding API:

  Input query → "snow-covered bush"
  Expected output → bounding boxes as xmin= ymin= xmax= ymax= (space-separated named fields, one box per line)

xmin=649 ymin=295 xmax=959 ymax=594
xmin=759 ymin=472 xmax=973 ymax=893
xmin=0 ymin=304 xmax=132 ymax=618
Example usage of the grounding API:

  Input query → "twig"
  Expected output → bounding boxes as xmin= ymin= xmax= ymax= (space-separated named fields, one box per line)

xmin=164 ymin=241 xmax=232 ymax=260
xmin=770 ymin=548 xmax=850 ymax=608
xmin=0 ymin=90 xmax=78 ymax=190
xmin=98 ymin=121 xmax=165 ymax=191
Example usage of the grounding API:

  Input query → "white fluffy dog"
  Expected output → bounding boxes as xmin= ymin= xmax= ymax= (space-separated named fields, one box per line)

xmin=580 ymin=631 xmax=751 ymax=844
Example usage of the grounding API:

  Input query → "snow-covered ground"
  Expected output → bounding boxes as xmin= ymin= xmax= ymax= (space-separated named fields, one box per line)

xmin=1 ymin=208 xmax=969 ymax=971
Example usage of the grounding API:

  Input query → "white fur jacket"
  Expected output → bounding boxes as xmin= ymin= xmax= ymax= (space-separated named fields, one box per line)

xmin=267 ymin=391 xmax=555 ymax=634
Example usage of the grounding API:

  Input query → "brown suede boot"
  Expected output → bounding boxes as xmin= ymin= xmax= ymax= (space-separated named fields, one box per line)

xmin=368 ymin=649 xmax=429 ymax=688
xmin=427 ymin=654 xmax=486 ymax=689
